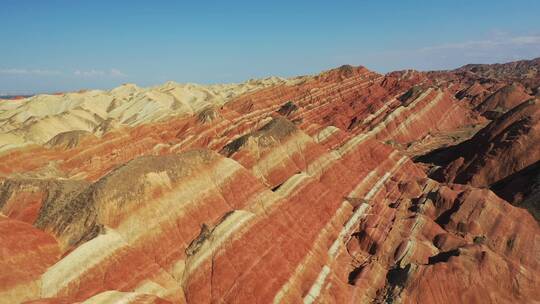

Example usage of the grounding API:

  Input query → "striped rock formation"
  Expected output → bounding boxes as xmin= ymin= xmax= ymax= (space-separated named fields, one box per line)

xmin=0 ymin=77 xmax=306 ymax=153
xmin=418 ymin=97 xmax=540 ymax=226
xmin=1 ymin=60 xmax=539 ymax=303
xmin=420 ymin=99 xmax=540 ymax=187
xmin=474 ymin=82 xmax=532 ymax=118
xmin=491 ymin=160 xmax=540 ymax=221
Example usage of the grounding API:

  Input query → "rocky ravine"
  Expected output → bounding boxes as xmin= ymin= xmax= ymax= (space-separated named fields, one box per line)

xmin=0 ymin=59 xmax=539 ymax=304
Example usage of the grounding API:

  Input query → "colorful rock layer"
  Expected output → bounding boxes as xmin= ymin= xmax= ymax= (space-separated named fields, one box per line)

xmin=1 ymin=59 xmax=539 ymax=304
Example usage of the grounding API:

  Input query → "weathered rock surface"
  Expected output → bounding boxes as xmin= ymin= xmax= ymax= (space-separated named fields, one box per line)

xmin=475 ymin=82 xmax=532 ymax=118
xmin=0 ymin=77 xmax=306 ymax=153
xmin=0 ymin=58 xmax=539 ymax=304
xmin=491 ymin=160 xmax=540 ymax=221
xmin=420 ymin=98 xmax=540 ymax=187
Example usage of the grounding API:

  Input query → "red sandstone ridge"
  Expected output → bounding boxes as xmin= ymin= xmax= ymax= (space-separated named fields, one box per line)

xmin=474 ymin=82 xmax=532 ymax=118
xmin=491 ymin=160 xmax=540 ymax=221
xmin=1 ymin=58 xmax=539 ymax=304
xmin=419 ymin=98 xmax=540 ymax=187
xmin=455 ymin=57 xmax=540 ymax=81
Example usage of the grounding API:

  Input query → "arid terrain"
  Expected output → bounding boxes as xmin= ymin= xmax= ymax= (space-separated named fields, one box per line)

xmin=1 ymin=58 xmax=539 ymax=303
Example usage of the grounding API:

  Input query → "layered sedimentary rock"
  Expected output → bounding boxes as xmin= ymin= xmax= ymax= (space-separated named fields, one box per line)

xmin=0 ymin=217 xmax=61 ymax=303
xmin=420 ymin=98 xmax=540 ymax=187
xmin=0 ymin=77 xmax=306 ymax=153
xmin=456 ymin=57 xmax=540 ymax=81
xmin=491 ymin=160 xmax=540 ymax=221
xmin=474 ymin=82 xmax=532 ymax=118
xmin=0 ymin=178 xmax=89 ymax=225
xmin=455 ymin=82 xmax=493 ymax=107
xmin=1 ymin=59 xmax=539 ymax=304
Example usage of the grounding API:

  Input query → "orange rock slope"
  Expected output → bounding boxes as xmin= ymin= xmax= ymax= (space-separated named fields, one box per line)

xmin=0 ymin=59 xmax=539 ymax=304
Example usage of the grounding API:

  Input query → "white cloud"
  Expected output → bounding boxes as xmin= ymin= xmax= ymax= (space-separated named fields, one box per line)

xmin=0 ymin=68 xmax=62 ymax=76
xmin=0 ymin=67 xmax=128 ymax=80
xmin=109 ymin=68 xmax=127 ymax=77
xmin=510 ymin=36 xmax=540 ymax=45
xmin=353 ymin=32 xmax=540 ymax=73
xmin=420 ymin=34 xmax=540 ymax=52
xmin=74 ymin=69 xmax=105 ymax=77
xmin=74 ymin=68 xmax=127 ymax=77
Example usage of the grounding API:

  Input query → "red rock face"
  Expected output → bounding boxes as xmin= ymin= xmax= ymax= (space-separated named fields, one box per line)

xmin=475 ymin=82 xmax=532 ymax=117
xmin=490 ymin=160 xmax=540 ymax=220
xmin=421 ymin=99 xmax=540 ymax=186
xmin=1 ymin=59 xmax=539 ymax=303
xmin=0 ymin=217 xmax=61 ymax=303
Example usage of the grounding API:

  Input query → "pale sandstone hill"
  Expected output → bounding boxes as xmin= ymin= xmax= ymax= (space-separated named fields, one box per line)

xmin=0 ymin=77 xmax=307 ymax=152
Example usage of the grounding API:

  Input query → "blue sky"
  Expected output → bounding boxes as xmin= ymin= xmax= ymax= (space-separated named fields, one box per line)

xmin=1 ymin=0 xmax=539 ymax=93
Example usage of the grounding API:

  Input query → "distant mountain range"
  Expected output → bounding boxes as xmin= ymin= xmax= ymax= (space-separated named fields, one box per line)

xmin=0 ymin=95 xmax=34 ymax=100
